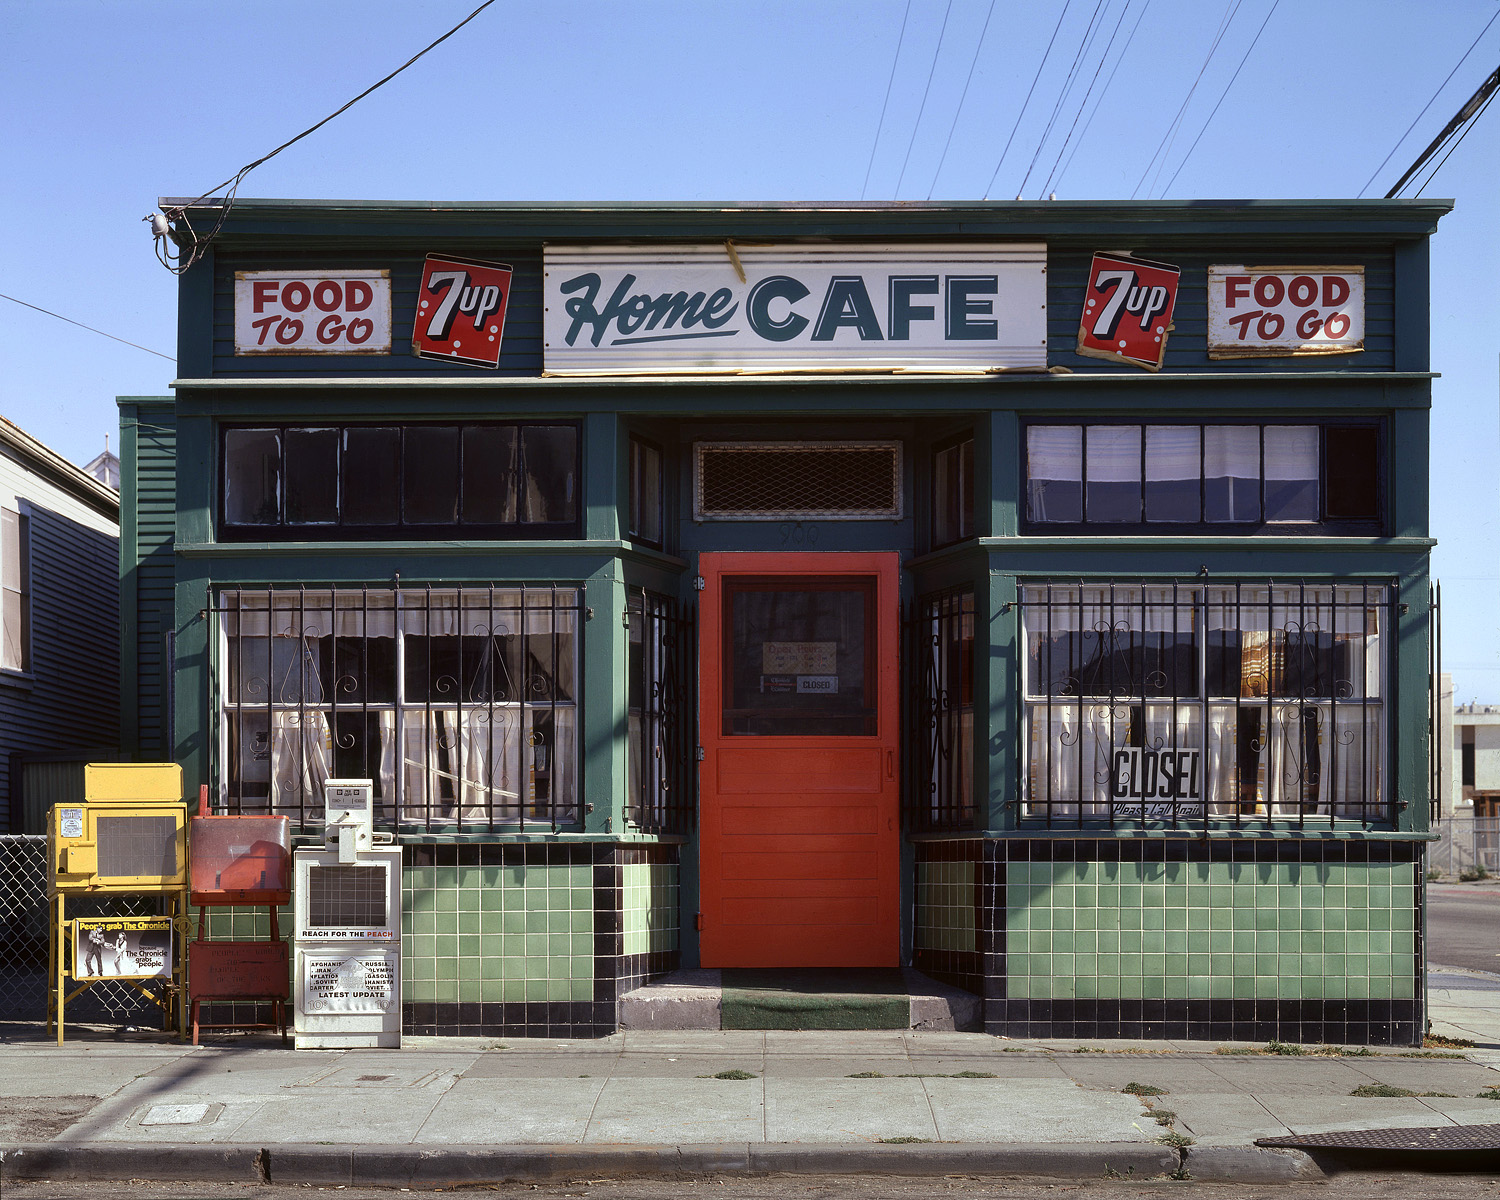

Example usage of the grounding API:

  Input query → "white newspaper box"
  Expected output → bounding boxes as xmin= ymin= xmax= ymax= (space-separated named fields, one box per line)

xmin=292 ymin=780 xmax=401 ymax=1049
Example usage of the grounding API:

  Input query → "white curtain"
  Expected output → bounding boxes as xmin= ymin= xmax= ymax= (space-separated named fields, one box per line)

xmin=270 ymin=709 xmax=330 ymax=808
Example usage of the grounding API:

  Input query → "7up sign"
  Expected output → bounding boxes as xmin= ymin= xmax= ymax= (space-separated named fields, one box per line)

xmin=1075 ymin=251 xmax=1181 ymax=372
xmin=413 ymin=255 xmax=514 ymax=368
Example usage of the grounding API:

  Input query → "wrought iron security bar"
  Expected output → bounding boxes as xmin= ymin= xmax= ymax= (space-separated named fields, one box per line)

xmin=214 ymin=583 xmax=583 ymax=832
xmin=626 ymin=588 xmax=697 ymax=835
xmin=904 ymin=587 xmax=977 ymax=833
xmin=1020 ymin=580 xmax=1394 ymax=830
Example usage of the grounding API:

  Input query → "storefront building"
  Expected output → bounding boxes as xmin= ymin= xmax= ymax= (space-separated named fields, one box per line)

xmin=121 ymin=198 xmax=1446 ymax=1044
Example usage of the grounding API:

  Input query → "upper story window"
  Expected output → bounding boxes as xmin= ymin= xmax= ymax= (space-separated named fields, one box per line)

xmin=221 ymin=422 xmax=579 ymax=540
xmin=628 ymin=436 xmax=663 ymax=547
xmin=931 ymin=434 xmax=975 ymax=548
xmin=1025 ymin=422 xmax=1380 ymax=532
xmin=1 ymin=507 xmax=29 ymax=672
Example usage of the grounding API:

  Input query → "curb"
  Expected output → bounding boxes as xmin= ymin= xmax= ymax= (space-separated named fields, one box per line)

xmin=2 ymin=1142 xmax=1179 ymax=1185
xmin=1182 ymin=1145 xmax=1326 ymax=1182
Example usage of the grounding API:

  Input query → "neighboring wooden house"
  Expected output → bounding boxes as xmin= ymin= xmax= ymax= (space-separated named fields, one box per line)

xmin=0 ymin=416 xmax=120 ymax=830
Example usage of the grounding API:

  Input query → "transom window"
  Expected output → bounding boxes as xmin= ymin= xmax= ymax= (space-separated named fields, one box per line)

xmin=221 ymin=422 xmax=579 ymax=539
xmin=215 ymin=586 xmax=580 ymax=830
xmin=1021 ymin=582 xmax=1389 ymax=828
xmin=1025 ymin=423 xmax=1380 ymax=529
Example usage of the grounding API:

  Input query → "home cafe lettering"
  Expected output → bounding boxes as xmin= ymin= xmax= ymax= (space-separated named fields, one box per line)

xmin=542 ymin=244 xmax=1048 ymax=374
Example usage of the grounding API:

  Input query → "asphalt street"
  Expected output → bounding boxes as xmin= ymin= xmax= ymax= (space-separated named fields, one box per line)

xmin=1427 ymin=884 xmax=1500 ymax=976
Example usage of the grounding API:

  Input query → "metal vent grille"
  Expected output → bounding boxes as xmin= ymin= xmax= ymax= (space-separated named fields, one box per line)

xmin=307 ymin=864 xmax=387 ymax=928
xmin=96 ymin=816 xmax=179 ymax=879
xmin=695 ymin=441 xmax=903 ymax=521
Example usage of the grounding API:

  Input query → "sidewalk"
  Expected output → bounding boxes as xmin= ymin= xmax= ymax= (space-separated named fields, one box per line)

xmin=2 ymin=970 xmax=1498 ymax=1188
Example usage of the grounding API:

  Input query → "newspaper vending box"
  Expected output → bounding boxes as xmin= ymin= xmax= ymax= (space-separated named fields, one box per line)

xmin=292 ymin=780 xmax=401 ymax=1049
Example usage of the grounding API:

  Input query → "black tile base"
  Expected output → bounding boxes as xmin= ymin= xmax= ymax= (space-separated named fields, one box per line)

xmin=406 ymin=1001 xmax=617 ymax=1039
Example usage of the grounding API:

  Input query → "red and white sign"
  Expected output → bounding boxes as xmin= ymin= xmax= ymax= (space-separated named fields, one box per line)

xmin=1075 ymin=252 xmax=1180 ymax=372
xmin=1208 ymin=265 xmax=1364 ymax=357
xmin=412 ymin=255 xmax=513 ymax=368
xmin=233 ymin=270 xmax=391 ymax=355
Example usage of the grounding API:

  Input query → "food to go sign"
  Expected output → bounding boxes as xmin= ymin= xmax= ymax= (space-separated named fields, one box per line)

xmin=1207 ymin=265 xmax=1363 ymax=358
xmin=234 ymin=270 xmax=391 ymax=355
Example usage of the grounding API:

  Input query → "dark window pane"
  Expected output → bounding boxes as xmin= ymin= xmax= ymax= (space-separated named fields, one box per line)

xmin=224 ymin=429 xmax=281 ymax=525
xmin=331 ymin=635 xmax=395 ymax=704
xmin=520 ymin=426 xmax=577 ymax=524
xmin=343 ymin=428 xmax=400 ymax=525
xmin=1026 ymin=426 xmax=1082 ymax=522
xmin=1086 ymin=426 xmax=1141 ymax=522
xmin=1324 ymin=426 xmax=1379 ymax=519
xmin=285 ymin=429 xmax=339 ymax=525
xmin=933 ymin=436 xmax=974 ymax=545
xmin=332 ymin=712 xmax=387 ymax=799
xmin=404 ymin=426 xmax=460 ymax=525
xmin=629 ymin=438 xmax=662 ymax=544
xmin=1144 ymin=426 xmax=1201 ymax=523
xmin=462 ymin=426 xmax=518 ymax=525
xmin=1264 ymin=426 xmax=1318 ymax=522
xmin=1204 ymin=426 xmax=1260 ymax=523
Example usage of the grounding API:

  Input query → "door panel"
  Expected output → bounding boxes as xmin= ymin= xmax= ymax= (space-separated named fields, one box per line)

xmin=699 ymin=552 xmax=899 ymax=968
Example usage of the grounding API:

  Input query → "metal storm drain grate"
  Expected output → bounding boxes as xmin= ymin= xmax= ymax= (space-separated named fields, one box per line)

xmin=1257 ymin=1124 xmax=1500 ymax=1151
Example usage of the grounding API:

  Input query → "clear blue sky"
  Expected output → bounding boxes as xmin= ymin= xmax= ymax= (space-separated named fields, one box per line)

xmin=2 ymin=0 xmax=1496 ymax=698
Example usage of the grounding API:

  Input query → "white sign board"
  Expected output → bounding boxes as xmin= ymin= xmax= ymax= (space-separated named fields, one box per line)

xmin=543 ymin=244 xmax=1047 ymax=374
xmin=301 ymin=949 xmax=397 ymax=1014
xmin=1207 ymin=265 xmax=1363 ymax=358
xmin=1109 ymin=747 xmax=1204 ymax=819
xmin=234 ymin=270 xmax=391 ymax=355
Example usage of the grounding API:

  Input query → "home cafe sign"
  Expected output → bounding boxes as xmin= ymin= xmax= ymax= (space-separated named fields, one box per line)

xmin=542 ymin=244 xmax=1047 ymax=374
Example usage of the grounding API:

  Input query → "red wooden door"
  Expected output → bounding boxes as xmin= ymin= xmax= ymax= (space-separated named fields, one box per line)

xmin=698 ymin=552 xmax=900 ymax=968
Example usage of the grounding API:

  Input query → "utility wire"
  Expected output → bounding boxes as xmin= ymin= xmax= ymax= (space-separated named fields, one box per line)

xmin=1360 ymin=7 xmax=1500 ymax=198
xmin=894 ymin=0 xmax=956 ymax=198
xmin=1387 ymin=60 xmax=1500 ymax=197
xmin=153 ymin=0 xmax=498 ymax=273
xmin=984 ymin=0 xmax=1074 ymax=199
xmin=1133 ymin=1 xmax=1238 ymax=199
xmin=1414 ymin=81 xmax=1497 ymax=196
xmin=862 ymin=0 xmax=915 ymax=200
xmin=925 ymin=0 xmax=999 ymax=200
xmin=0 ymin=293 xmax=173 ymax=361
xmin=1037 ymin=0 xmax=1134 ymax=199
xmin=1017 ymin=0 xmax=1109 ymax=200
xmin=1159 ymin=0 xmax=1279 ymax=197
xmin=1053 ymin=0 xmax=1152 ymax=192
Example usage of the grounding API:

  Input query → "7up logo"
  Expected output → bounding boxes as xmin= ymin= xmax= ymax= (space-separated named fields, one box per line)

xmin=413 ymin=254 xmax=514 ymax=368
xmin=1075 ymin=252 xmax=1181 ymax=372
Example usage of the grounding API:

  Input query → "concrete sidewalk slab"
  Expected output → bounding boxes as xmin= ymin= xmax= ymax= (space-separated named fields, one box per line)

xmin=585 ymin=1077 xmax=765 ymax=1143
xmin=922 ymin=1077 xmax=1154 ymax=1143
xmin=762 ymin=1076 xmax=932 ymax=1142
xmin=418 ymin=1077 xmax=607 ymax=1143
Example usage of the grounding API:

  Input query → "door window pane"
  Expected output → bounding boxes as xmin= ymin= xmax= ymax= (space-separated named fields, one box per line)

xmin=1145 ymin=426 xmax=1201 ymax=523
xmin=723 ymin=580 xmax=875 ymax=736
xmin=1204 ymin=426 xmax=1260 ymax=522
xmin=224 ymin=429 xmax=281 ymax=525
xmin=1086 ymin=426 xmax=1141 ymax=522
xmin=462 ymin=426 xmax=518 ymax=524
xmin=1026 ymin=426 xmax=1082 ymax=522
xmin=1264 ymin=426 xmax=1319 ymax=522
xmin=285 ymin=429 xmax=338 ymax=525
xmin=521 ymin=426 xmax=577 ymax=523
xmin=404 ymin=426 xmax=461 ymax=525
xmin=343 ymin=428 xmax=400 ymax=525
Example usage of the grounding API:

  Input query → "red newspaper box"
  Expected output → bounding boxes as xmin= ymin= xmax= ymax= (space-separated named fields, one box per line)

xmin=189 ymin=815 xmax=291 ymax=905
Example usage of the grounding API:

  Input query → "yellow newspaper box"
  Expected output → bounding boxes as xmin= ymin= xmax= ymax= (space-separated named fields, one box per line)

xmin=48 ymin=764 xmax=187 ymax=895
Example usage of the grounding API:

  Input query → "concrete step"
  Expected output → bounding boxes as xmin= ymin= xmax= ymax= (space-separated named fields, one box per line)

xmin=619 ymin=967 xmax=981 ymax=1032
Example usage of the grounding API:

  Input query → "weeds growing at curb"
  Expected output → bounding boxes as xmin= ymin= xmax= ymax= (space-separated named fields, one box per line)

xmin=1122 ymin=1082 xmax=1168 ymax=1096
xmin=1350 ymin=1084 xmax=1456 ymax=1098
xmin=700 ymin=1070 xmax=757 ymax=1080
xmin=1150 ymin=1109 xmax=1178 ymax=1126
xmin=1459 ymin=864 xmax=1490 ymax=882
xmin=1399 ymin=1051 xmax=1465 ymax=1059
xmin=1156 ymin=1131 xmax=1195 ymax=1148
xmin=1074 ymin=1045 xmax=1106 ymax=1053
xmin=1102 ymin=1164 xmax=1134 ymax=1180
xmin=1477 ymin=1089 xmax=1500 ymax=1100
xmin=877 ymin=1137 xmax=932 ymax=1143
xmin=1213 ymin=1045 xmax=1259 ymax=1055
xmin=847 ymin=1071 xmax=886 ymax=1078
xmin=891 ymin=1071 xmax=1000 ymax=1079
xmin=1424 ymin=1032 xmax=1474 ymax=1049
xmin=1264 ymin=1040 xmax=1306 ymax=1055
xmin=1168 ymin=1166 xmax=1194 ymax=1181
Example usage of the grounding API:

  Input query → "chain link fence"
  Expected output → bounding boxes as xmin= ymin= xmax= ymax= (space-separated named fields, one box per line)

xmin=1428 ymin=816 xmax=1500 ymax=881
xmin=0 ymin=835 xmax=164 ymax=1025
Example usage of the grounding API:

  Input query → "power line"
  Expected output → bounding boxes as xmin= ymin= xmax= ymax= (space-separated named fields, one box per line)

xmin=1037 ymin=0 xmax=1135 ymax=200
xmin=1017 ymin=0 xmax=1109 ymax=200
xmin=1414 ymin=82 xmax=1497 ymax=196
xmin=862 ymin=0 xmax=915 ymax=201
xmin=983 ymin=0 xmax=1074 ymax=199
xmin=1360 ymin=7 xmax=1500 ymax=198
xmin=1132 ymin=1 xmax=1239 ymax=199
xmin=1388 ymin=60 xmax=1500 ymax=197
xmin=925 ymin=0 xmax=999 ymax=200
xmin=153 ymin=0 xmax=498 ymax=274
xmin=0 ymin=293 xmax=173 ymax=361
xmin=894 ymin=0 xmax=956 ymax=198
xmin=1159 ymin=0 xmax=1279 ymax=197
xmin=1053 ymin=0 xmax=1152 ymax=192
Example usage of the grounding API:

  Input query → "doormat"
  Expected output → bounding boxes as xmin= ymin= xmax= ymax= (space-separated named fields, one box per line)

xmin=720 ymin=969 xmax=909 ymax=1030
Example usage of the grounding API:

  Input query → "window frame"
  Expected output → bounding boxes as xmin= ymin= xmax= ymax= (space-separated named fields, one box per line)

xmin=1019 ymin=418 xmax=1385 ymax=535
xmin=0 ymin=505 xmax=30 ymax=675
xmin=627 ymin=434 xmax=665 ymax=549
xmin=219 ymin=420 xmax=582 ymax=541
xmin=930 ymin=432 xmax=976 ymax=550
